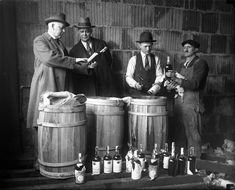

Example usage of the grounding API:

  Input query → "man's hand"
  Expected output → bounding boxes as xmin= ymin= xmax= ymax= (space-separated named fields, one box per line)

xmin=135 ymin=82 xmax=143 ymax=90
xmin=165 ymin=71 xmax=175 ymax=78
xmin=75 ymin=58 xmax=88 ymax=63
xmin=88 ymin=61 xmax=98 ymax=69
xmin=164 ymin=80 xmax=177 ymax=90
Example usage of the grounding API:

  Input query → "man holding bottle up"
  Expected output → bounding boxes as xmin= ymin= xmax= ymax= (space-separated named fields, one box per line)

xmin=165 ymin=39 xmax=209 ymax=158
xmin=69 ymin=17 xmax=116 ymax=96
xmin=125 ymin=31 xmax=164 ymax=96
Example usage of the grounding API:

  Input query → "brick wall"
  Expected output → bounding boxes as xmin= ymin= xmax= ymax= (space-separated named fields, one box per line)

xmin=16 ymin=0 xmax=235 ymax=150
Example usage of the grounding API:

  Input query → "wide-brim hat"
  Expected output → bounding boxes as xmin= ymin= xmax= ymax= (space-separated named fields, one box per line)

xmin=45 ymin=13 xmax=70 ymax=27
xmin=182 ymin=39 xmax=200 ymax=48
xmin=73 ymin=17 xmax=95 ymax=29
xmin=136 ymin=31 xmax=156 ymax=43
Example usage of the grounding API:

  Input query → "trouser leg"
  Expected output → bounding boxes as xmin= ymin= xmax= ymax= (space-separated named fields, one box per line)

xmin=182 ymin=107 xmax=201 ymax=158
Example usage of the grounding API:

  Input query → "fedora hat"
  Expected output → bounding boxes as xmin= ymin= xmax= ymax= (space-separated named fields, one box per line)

xmin=182 ymin=39 xmax=200 ymax=48
xmin=136 ymin=31 xmax=156 ymax=43
xmin=45 ymin=13 xmax=70 ymax=27
xmin=73 ymin=17 xmax=95 ymax=29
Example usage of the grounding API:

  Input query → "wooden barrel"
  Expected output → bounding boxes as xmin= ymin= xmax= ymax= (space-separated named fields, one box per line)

xmin=37 ymin=104 xmax=86 ymax=179
xmin=86 ymin=97 xmax=124 ymax=157
xmin=128 ymin=96 xmax=168 ymax=154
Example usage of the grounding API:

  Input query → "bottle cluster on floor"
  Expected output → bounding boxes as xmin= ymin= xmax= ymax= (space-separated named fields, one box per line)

xmin=75 ymin=142 xmax=197 ymax=184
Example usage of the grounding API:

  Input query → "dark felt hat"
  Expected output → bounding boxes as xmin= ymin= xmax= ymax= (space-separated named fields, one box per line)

xmin=45 ymin=13 xmax=70 ymax=27
xmin=182 ymin=39 xmax=200 ymax=48
xmin=73 ymin=17 xmax=95 ymax=29
xmin=136 ymin=31 xmax=156 ymax=43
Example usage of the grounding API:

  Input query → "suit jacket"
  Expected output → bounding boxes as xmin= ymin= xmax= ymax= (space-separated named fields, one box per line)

xmin=27 ymin=32 xmax=88 ymax=128
xmin=69 ymin=37 xmax=116 ymax=97
xmin=175 ymin=56 xmax=209 ymax=112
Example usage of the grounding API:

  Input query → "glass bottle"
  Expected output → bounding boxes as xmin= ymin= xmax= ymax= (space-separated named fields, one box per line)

xmin=92 ymin=146 xmax=101 ymax=175
xmin=165 ymin=56 xmax=173 ymax=80
xmin=75 ymin=152 xmax=85 ymax=184
xmin=163 ymin=143 xmax=170 ymax=170
xmin=125 ymin=143 xmax=133 ymax=173
xmin=177 ymin=147 xmax=186 ymax=175
xmin=137 ymin=144 xmax=146 ymax=171
xmin=187 ymin=146 xmax=196 ymax=175
xmin=103 ymin=145 xmax=112 ymax=174
xmin=150 ymin=143 xmax=159 ymax=165
xmin=113 ymin=145 xmax=122 ymax=173
xmin=168 ymin=142 xmax=177 ymax=176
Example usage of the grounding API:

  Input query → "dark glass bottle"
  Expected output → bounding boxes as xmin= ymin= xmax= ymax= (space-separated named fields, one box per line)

xmin=150 ymin=143 xmax=158 ymax=165
xmin=138 ymin=144 xmax=146 ymax=171
xmin=92 ymin=146 xmax=101 ymax=175
xmin=113 ymin=145 xmax=122 ymax=173
xmin=165 ymin=56 xmax=173 ymax=80
xmin=168 ymin=142 xmax=177 ymax=176
xmin=177 ymin=147 xmax=186 ymax=175
xmin=187 ymin=146 xmax=196 ymax=175
xmin=103 ymin=145 xmax=112 ymax=174
xmin=163 ymin=143 xmax=170 ymax=170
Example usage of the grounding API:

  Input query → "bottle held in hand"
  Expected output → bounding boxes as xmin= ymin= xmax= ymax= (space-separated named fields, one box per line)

xmin=88 ymin=46 xmax=108 ymax=63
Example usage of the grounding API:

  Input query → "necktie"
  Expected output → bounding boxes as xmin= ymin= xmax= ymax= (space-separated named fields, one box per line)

xmin=86 ymin=41 xmax=93 ymax=56
xmin=145 ymin=54 xmax=150 ymax=71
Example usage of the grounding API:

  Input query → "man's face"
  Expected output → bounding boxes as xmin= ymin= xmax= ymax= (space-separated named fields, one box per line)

xmin=139 ymin=42 xmax=153 ymax=54
xmin=78 ymin=28 xmax=92 ymax=42
xmin=183 ymin=44 xmax=198 ymax=58
xmin=53 ymin=22 xmax=65 ymax=38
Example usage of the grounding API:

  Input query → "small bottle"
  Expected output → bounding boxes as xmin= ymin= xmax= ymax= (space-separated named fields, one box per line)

xmin=165 ymin=56 xmax=173 ymax=79
xmin=137 ymin=144 xmax=146 ymax=171
xmin=75 ymin=153 xmax=85 ymax=184
xmin=92 ymin=146 xmax=101 ymax=175
xmin=125 ymin=143 xmax=133 ymax=173
xmin=149 ymin=143 xmax=159 ymax=180
xmin=162 ymin=143 xmax=170 ymax=170
xmin=168 ymin=142 xmax=177 ymax=176
xmin=113 ymin=145 xmax=122 ymax=173
xmin=187 ymin=146 xmax=196 ymax=175
xmin=150 ymin=143 xmax=159 ymax=165
xmin=177 ymin=147 xmax=186 ymax=175
xmin=103 ymin=145 xmax=112 ymax=174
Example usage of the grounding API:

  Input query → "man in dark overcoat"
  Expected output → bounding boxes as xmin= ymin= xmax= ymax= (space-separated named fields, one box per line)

xmin=69 ymin=17 xmax=116 ymax=97
xmin=27 ymin=13 xmax=92 ymax=169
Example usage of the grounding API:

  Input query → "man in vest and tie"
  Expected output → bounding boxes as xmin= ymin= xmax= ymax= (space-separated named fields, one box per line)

xmin=125 ymin=31 xmax=164 ymax=96
xmin=69 ymin=17 xmax=116 ymax=96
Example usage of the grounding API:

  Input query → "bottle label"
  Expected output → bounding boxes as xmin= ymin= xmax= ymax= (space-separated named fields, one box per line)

xmin=75 ymin=169 xmax=85 ymax=184
xmin=187 ymin=161 xmax=193 ymax=175
xmin=113 ymin=160 xmax=122 ymax=173
xmin=163 ymin=156 xmax=170 ymax=169
xmin=104 ymin=160 xmax=112 ymax=173
xmin=92 ymin=161 xmax=101 ymax=175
